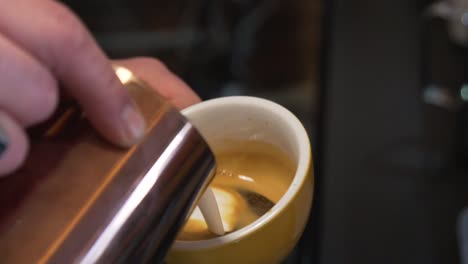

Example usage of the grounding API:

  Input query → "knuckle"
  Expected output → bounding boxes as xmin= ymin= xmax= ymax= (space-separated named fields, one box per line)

xmin=48 ymin=3 xmax=90 ymax=58
xmin=37 ymin=79 xmax=59 ymax=123
xmin=26 ymin=71 xmax=59 ymax=125
xmin=102 ymin=68 xmax=126 ymax=104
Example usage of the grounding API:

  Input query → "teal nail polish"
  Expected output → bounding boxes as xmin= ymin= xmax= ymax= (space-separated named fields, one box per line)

xmin=0 ymin=126 xmax=7 ymax=157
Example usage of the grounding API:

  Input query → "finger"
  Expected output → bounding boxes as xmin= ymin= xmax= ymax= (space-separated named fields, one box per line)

xmin=113 ymin=57 xmax=201 ymax=109
xmin=0 ymin=33 xmax=58 ymax=127
xmin=0 ymin=0 xmax=145 ymax=147
xmin=0 ymin=110 xmax=28 ymax=176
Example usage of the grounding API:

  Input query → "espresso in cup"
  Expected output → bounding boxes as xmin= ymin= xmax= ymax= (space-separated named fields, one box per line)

xmin=177 ymin=140 xmax=295 ymax=241
xmin=168 ymin=96 xmax=313 ymax=264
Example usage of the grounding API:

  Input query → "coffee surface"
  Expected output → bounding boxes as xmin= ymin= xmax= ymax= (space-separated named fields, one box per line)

xmin=177 ymin=140 xmax=295 ymax=241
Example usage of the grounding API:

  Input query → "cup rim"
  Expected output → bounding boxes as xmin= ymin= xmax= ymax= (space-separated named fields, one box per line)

xmin=174 ymin=96 xmax=311 ymax=250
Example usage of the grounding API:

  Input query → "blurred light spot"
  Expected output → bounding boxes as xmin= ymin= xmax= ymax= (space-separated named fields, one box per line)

xmin=238 ymin=175 xmax=254 ymax=183
xmin=423 ymin=84 xmax=455 ymax=109
xmin=461 ymin=84 xmax=468 ymax=101
xmin=462 ymin=12 xmax=468 ymax=26
xmin=220 ymin=82 xmax=246 ymax=96
xmin=114 ymin=66 xmax=133 ymax=84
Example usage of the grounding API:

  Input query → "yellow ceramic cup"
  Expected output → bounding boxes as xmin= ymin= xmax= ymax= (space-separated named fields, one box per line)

xmin=167 ymin=96 xmax=314 ymax=264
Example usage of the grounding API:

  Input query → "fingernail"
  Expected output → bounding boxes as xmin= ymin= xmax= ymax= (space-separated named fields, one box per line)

xmin=120 ymin=102 xmax=146 ymax=145
xmin=0 ymin=125 xmax=7 ymax=158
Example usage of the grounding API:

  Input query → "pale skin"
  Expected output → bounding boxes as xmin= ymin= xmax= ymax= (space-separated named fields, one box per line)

xmin=0 ymin=0 xmax=201 ymax=176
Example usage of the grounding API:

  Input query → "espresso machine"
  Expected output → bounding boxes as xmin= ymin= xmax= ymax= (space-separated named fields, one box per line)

xmin=422 ymin=1 xmax=468 ymax=263
xmin=316 ymin=0 xmax=468 ymax=263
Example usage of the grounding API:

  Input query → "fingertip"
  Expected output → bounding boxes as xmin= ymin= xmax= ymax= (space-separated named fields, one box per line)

xmin=0 ymin=111 xmax=29 ymax=177
xmin=117 ymin=101 xmax=147 ymax=147
xmin=82 ymin=83 xmax=146 ymax=149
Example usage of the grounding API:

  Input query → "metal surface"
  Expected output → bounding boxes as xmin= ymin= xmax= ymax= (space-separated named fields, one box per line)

xmin=0 ymin=66 xmax=216 ymax=263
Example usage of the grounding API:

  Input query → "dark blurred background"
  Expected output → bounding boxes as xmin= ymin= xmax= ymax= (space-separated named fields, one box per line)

xmin=63 ymin=0 xmax=468 ymax=263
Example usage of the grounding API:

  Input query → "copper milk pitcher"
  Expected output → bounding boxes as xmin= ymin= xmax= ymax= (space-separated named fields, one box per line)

xmin=0 ymin=66 xmax=216 ymax=263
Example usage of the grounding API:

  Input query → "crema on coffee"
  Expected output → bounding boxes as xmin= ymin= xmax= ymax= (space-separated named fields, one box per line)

xmin=177 ymin=140 xmax=295 ymax=241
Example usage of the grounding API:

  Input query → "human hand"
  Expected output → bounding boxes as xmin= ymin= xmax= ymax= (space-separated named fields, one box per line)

xmin=0 ymin=0 xmax=200 ymax=176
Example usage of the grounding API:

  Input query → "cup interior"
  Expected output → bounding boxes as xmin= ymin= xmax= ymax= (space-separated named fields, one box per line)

xmin=176 ymin=96 xmax=310 ymax=249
